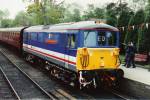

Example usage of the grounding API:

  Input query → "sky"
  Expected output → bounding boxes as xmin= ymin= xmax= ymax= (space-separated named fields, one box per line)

xmin=0 ymin=0 xmax=29 ymax=18
xmin=0 ymin=0 xmax=119 ymax=19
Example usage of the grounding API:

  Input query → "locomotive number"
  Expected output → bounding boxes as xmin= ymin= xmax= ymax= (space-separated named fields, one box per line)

xmin=98 ymin=36 xmax=105 ymax=42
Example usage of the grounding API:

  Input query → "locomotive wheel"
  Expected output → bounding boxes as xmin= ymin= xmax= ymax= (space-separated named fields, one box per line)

xmin=113 ymin=69 xmax=124 ymax=89
xmin=25 ymin=54 xmax=31 ymax=62
xmin=50 ymin=68 xmax=55 ymax=76
xmin=116 ymin=69 xmax=124 ymax=79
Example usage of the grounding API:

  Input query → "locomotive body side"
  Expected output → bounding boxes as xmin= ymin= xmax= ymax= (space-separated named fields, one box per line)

xmin=22 ymin=30 xmax=78 ymax=72
xmin=22 ymin=21 xmax=124 ymax=88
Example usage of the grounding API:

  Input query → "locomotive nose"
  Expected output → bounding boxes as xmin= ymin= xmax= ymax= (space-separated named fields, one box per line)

xmin=76 ymin=48 xmax=120 ymax=71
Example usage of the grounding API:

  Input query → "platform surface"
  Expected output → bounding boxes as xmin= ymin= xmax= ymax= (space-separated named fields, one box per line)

xmin=120 ymin=65 xmax=150 ymax=85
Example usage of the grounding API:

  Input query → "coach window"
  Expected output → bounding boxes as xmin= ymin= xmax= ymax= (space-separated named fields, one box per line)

xmin=67 ymin=34 xmax=76 ymax=48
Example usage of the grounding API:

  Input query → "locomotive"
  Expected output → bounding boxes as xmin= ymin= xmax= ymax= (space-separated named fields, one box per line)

xmin=0 ymin=21 xmax=124 ymax=89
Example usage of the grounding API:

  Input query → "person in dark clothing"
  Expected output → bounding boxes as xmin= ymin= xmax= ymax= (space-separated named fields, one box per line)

xmin=123 ymin=42 xmax=131 ymax=67
xmin=126 ymin=42 xmax=137 ymax=68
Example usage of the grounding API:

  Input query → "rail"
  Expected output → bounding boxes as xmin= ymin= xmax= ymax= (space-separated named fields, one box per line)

xmin=0 ymin=50 xmax=58 ymax=100
xmin=0 ymin=67 xmax=21 ymax=100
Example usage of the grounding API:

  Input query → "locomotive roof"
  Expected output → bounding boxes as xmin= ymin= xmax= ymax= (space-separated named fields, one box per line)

xmin=0 ymin=27 xmax=24 ymax=32
xmin=24 ymin=21 xmax=119 ymax=33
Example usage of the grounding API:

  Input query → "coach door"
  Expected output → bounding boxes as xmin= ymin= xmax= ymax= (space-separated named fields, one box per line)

xmin=65 ymin=34 xmax=76 ymax=70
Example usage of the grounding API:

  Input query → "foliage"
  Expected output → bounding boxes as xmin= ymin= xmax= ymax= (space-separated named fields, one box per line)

xmin=63 ymin=8 xmax=81 ymax=22
xmin=0 ymin=9 xmax=9 ymax=19
xmin=26 ymin=0 xmax=65 ymax=25
xmin=1 ymin=19 xmax=13 ymax=28
xmin=0 ymin=9 xmax=10 ymax=27
xmin=12 ymin=11 xmax=31 ymax=26
xmin=82 ymin=4 xmax=105 ymax=20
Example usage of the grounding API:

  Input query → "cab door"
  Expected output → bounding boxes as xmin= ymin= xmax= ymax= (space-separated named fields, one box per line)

xmin=65 ymin=34 xmax=77 ymax=70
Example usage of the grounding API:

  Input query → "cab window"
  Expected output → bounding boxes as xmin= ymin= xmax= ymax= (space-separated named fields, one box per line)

xmin=84 ymin=30 xmax=117 ymax=47
xmin=84 ymin=31 xmax=97 ymax=47
xmin=67 ymin=34 xmax=76 ymax=48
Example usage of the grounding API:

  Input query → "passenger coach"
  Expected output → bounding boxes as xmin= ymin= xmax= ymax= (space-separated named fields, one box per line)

xmin=0 ymin=27 xmax=25 ymax=49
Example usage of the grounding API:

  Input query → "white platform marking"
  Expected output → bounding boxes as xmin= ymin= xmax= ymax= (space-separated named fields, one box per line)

xmin=120 ymin=65 xmax=150 ymax=85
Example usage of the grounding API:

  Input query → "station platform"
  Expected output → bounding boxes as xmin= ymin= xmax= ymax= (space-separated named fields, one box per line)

xmin=120 ymin=64 xmax=150 ymax=85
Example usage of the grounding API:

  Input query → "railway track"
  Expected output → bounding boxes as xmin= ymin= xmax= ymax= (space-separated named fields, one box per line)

xmin=0 ymin=47 xmax=86 ymax=99
xmin=101 ymin=88 xmax=131 ymax=100
xmin=0 ymin=66 xmax=20 ymax=99
xmin=0 ymin=67 xmax=17 ymax=99
xmin=109 ymin=89 xmax=130 ymax=100
xmin=0 ymin=50 xmax=56 ymax=99
xmin=0 ymin=45 xmax=134 ymax=100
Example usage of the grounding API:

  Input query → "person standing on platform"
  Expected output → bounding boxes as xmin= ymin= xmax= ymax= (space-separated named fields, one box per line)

xmin=125 ymin=42 xmax=137 ymax=68
xmin=123 ymin=42 xmax=130 ymax=67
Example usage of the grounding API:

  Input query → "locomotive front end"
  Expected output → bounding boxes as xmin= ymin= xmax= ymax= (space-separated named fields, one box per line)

xmin=76 ymin=29 xmax=124 ymax=89
xmin=77 ymin=48 xmax=120 ymax=70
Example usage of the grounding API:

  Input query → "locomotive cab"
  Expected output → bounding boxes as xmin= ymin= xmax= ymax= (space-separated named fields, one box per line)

xmin=76 ymin=29 xmax=123 ymax=88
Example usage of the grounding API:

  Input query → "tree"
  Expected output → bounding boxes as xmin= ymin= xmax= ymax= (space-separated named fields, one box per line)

xmin=27 ymin=3 xmax=44 ymax=25
xmin=72 ymin=9 xmax=81 ymax=22
xmin=12 ymin=11 xmax=31 ymax=26
xmin=94 ymin=8 xmax=105 ymax=19
xmin=63 ymin=8 xmax=81 ymax=22
xmin=1 ymin=19 xmax=13 ymax=28
xmin=105 ymin=3 xmax=117 ymax=26
xmin=0 ymin=9 xmax=10 ymax=27
xmin=82 ymin=4 xmax=95 ymax=20
xmin=116 ymin=3 xmax=134 ymax=46
xmin=82 ymin=4 xmax=105 ymax=20
xmin=142 ymin=0 xmax=150 ymax=52
xmin=25 ymin=0 xmax=65 ymax=25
